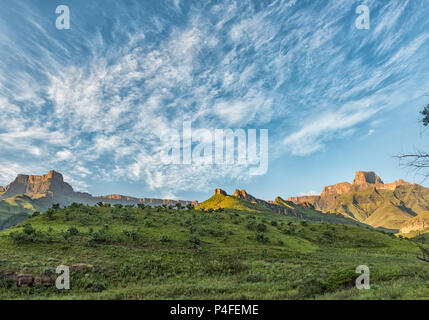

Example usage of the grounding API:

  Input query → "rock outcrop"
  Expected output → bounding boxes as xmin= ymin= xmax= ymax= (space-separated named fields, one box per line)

xmin=353 ymin=171 xmax=383 ymax=185
xmin=214 ymin=189 xmax=227 ymax=195
xmin=399 ymin=212 xmax=429 ymax=234
xmin=232 ymin=189 xmax=298 ymax=216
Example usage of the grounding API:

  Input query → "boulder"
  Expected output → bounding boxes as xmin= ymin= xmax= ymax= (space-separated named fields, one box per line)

xmin=17 ymin=274 xmax=34 ymax=287
xmin=34 ymin=276 xmax=55 ymax=287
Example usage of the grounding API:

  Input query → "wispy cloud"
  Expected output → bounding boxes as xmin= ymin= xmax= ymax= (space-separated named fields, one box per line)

xmin=0 ymin=0 xmax=428 ymax=195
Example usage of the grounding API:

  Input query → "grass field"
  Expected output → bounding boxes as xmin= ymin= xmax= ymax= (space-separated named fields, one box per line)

xmin=0 ymin=204 xmax=428 ymax=300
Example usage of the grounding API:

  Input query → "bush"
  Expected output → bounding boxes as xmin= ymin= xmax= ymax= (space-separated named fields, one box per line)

xmin=255 ymin=232 xmax=270 ymax=243
xmin=9 ymin=224 xmax=52 ymax=244
xmin=31 ymin=211 xmax=40 ymax=218
xmin=256 ymin=223 xmax=267 ymax=233
xmin=296 ymin=278 xmax=326 ymax=298
xmin=188 ymin=235 xmax=201 ymax=246
xmin=67 ymin=226 xmax=79 ymax=236
xmin=325 ymin=267 xmax=357 ymax=291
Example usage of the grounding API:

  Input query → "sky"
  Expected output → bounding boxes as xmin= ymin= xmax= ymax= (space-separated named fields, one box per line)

xmin=0 ymin=0 xmax=429 ymax=202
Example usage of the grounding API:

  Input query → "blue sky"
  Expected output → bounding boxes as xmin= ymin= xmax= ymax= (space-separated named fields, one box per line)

xmin=0 ymin=0 xmax=429 ymax=201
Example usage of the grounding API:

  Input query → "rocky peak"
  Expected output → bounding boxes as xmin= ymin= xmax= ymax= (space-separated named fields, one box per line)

xmin=353 ymin=171 xmax=384 ymax=185
xmin=233 ymin=189 xmax=258 ymax=202
xmin=214 ymin=188 xmax=227 ymax=196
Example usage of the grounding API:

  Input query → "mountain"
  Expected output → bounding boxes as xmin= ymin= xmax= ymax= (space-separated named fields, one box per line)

xmin=288 ymin=171 xmax=429 ymax=231
xmin=0 ymin=170 xmax=197 ymax=230
xmin=197 ymin=189 xmax=367 ymax=226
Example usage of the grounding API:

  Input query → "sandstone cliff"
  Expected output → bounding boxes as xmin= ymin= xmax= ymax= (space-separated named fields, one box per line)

xmin=1 ymin=170 xmax=74 ymax=199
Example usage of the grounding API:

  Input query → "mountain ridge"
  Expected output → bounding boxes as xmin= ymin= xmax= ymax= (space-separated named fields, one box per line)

xmin=288 ymin=171 xmax=429 ymax=232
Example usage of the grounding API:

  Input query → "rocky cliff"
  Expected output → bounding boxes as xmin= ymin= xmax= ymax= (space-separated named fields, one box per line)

xmin=289 ymin=171 xmax=411 ymax=208
xmin=287 ymin=171 xmax=428 ymax=230
xmin=1 ymin=170 xmax=75 ymax=199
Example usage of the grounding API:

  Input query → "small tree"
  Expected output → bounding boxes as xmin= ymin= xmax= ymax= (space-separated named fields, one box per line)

xmin=397 ymin=103 xmax=429 ymax=179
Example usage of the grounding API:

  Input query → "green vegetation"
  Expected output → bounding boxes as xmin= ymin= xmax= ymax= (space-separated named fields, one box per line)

xmin=196 ymin=193 xmax=272 ymax=212
xmin=0 ymin=202 xmax=428 ymax=300
xmin=0 ymin=195 xmax=41 ymax=230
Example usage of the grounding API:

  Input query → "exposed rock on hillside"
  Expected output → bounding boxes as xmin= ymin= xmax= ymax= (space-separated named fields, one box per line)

xmin=399 ymin=212 xmax=429 ymax=234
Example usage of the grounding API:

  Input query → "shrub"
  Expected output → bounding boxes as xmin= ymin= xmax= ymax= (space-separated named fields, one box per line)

xmin=67 ymin=226 xmax=79 ymax=236
xmin=256 ymin=223 xmax=267 ymax=233
xmin=255 ymin=232 xmax=270 ymax=243
xmin=325 ymin=267 xmax=357 ymax=291
xmin=31 ymin=211 xmax=40 ymax=218
xmin=188 ymin=235 xmax=201 ymax=246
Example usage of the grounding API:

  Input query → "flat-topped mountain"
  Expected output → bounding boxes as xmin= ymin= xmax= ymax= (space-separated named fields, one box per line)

xmin=1 ymin=170 xmax=74 ymax=199
xmin=288 ymin=171 xmax=429 ymax=231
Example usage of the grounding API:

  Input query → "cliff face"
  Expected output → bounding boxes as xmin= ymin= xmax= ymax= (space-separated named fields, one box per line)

xmin=289 ymin=171 xmax=411 ymax=208
xmin=287 ymin=171 xmax=428 ymax=230
xmin=1 ymin=170 xmax=74 ymax=199
xmin=288 ymin=195 xmax=320 ymax=205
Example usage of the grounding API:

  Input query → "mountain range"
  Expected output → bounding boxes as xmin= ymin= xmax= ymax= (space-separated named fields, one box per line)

xmin=1 ymin=170 xmax=429 ymax=235
xmin=0 ymin=170 xmax=196 ymax=230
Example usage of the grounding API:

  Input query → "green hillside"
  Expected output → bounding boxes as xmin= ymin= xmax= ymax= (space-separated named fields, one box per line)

xmin=1 ymin=204 xmax=428 ymax=300
xmin=0 ymin=195 xmax=41 ymax=230
xmin=274 ymin=197 xmax=369 ymax=227
xmin=196 ymin=193 xmax=273 ymax=213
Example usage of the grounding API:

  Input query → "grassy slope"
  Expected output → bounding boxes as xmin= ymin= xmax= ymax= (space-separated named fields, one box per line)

xmin=0 ymin=195 xmax=41 ymax=230
xmin=0 ymin=205 xmax=428 ymax=300
xmin=196 ymin=194 xmax=273 ymax=213
xmin=274 ymin=197 xmax=369 ymax=227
